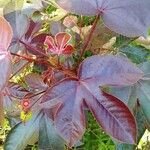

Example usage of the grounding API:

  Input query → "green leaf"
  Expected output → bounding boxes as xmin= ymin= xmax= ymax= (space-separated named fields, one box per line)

xmin=137 ymin=62 xmax=150 ymax=126
xmin=39 ymin=114 xmax=64 ymax=150
xmin=113 ymin=35 xmax=133 ymax=48
xmin=82 ymin=112 xmax=115 ymax=150
xmin=120 ymin=45 xmax=150 ymax=64
xmin=4 ymin=112 xmax=42 ymax=150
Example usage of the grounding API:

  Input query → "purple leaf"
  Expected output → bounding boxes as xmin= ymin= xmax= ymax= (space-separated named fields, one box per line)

xmin=78 ymin=55 xmax=143 ymax=87
xmin=41 ymin=55 xmax=140 ymax=147
xmin=0 ymin=53 xmax=12 ymax=91
xmin=8 ymin=83 xmax=29 ymax=99
xmin=57 ymin=0 xmax=150 ymax=37
xmin=0 ymin=17 xmax=12 ymax=91
xmin=39 ymin=113 xmax=65 ymax=150
xmin=19 ymin=20 xmax=47 ymax=56
xmin=110 ymin=61 xmax=150 ymax=127
xmin=0 ymin=17 xmax=13 ymax=51
xmin=84 ymin=90 xmax=136 ymax=144
xmin=25 ymin=73 xmax=48 ymax=91
xmin=4 ymin=11 xmax=29 ymax=40
xmin=54 ymin=80 xmax=86 ymax=147
xmin=41 ymin=79 xmax=86 ymax=147
xmin=24 ymin=20 xmax=41 ymax=40
xmin=4 ymin=112 xmax=42 ymax=150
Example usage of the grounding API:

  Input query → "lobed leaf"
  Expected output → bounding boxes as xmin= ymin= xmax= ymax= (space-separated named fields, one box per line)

xmin=110 ymin=61 xmax=150 ymax=127
xmin=39 ymin=114 xmax=64 ymax=150
xmin=57 ymin=0 xmax=150 ymax=37
xmin=4 ymin=112 xmax=42 ymax=150
xmin=84 ymin=90 xmax=136 ymax=144
xmin=41 ymin=55 xmax=141 ymax=147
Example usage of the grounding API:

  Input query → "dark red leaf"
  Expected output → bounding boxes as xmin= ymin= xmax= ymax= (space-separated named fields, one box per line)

xmin=84 ymin=90 xmax=136 ymax=144
xmin=41 ymin=55 xmax=141 ymax=147
xmin=25 ymin=20 xmax=41 ymax=40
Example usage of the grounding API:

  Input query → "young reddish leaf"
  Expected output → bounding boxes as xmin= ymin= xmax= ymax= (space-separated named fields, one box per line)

xmin=63 ymin=45 xmax=74 ymax=55
xmin=44 ymin=32 xmax=74 ymax=55
xmin=57 ymin=0 xmax=150 ymax=37
xmin=78 ymin=55 xmax=143 ymax=87
xmin=55 ymin=32 xmax=71 ymax=48
xmin=44 ymin=36 xmax=56 ymax=50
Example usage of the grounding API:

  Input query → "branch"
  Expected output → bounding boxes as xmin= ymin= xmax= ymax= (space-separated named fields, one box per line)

xmin=80 ymin=14 xmax=100 ymax=57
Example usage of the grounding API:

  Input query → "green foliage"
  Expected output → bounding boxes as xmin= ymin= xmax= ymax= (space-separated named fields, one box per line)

xmin=120 ymin=45 xmax=150 ymax=64
xmin=84 ymin=50 xmax=93 ymax=58
xmin=45 ymin=5 xmax=57 ymax=14
xmin=81 ymin=112 xmax=115 ymax=150
xmin=113 ymin=35 xmax=134 ymax=48
xmin=77 ymin=16 xmax=96 ymax=26
xmin=113 ymin=35 xmax=150 ymax=64
xmin=4 ymin=112 xmax=41 ymax=150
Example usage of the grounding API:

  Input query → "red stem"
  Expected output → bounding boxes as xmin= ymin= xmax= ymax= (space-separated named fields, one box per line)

xmin=80 ymin=14 xmax=100 ymax=57
xmin=19 ymin=40 xmax=48 ymax=58
xmin=11 ymin=52 xmax=35 ymax=62
xmin=10 ymin=52 xmax=77 ymax=78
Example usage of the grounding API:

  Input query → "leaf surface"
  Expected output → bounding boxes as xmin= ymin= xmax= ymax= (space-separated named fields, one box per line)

xmin=57 ymin=0 xmax=150 ymax=37
xmin=0 ymin=17 xmax=12 ymax=91
xmin=25 ymin=73 xmax=48 ymax=91
xmin=41 ymin=55 xmax=142 ymax=147
xmin=110 ymin=61 xmax=150 ymax=127
xmin=0 ymin=17 xmax=12 ymax=51
xmin=39 ymin=114 xmax=64 ymax=150
xmin=4 ymin=112 xmax=42 ymax=150
xmin=78 ymin=55 xmax=143 ymax=87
